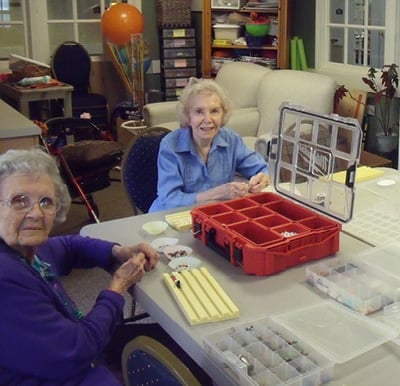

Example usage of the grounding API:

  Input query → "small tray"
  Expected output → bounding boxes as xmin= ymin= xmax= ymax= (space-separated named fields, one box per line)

xmin=163 ymin=244 xmax=193 ymax=260
xmin=165 ymin=210 xmax=192 ymax=231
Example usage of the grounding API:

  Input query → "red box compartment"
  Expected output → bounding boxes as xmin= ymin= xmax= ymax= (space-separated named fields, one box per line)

xmin=191 ymin=192 xmax=341 ymax=276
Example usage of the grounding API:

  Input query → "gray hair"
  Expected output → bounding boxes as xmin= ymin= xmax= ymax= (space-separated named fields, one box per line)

xmin=176 ymin=77 xmax=232 ymax=128
xmin=0 ymin=148 xmax=71 ymax=223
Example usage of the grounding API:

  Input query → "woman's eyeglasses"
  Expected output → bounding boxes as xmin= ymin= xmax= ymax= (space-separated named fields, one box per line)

xmin=0 ymin=194 xmax=58 ymax=215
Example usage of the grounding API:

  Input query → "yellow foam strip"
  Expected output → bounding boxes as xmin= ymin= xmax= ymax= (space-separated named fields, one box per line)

xmin=332 ymin=166 xmax=384 ymax=183
xmin=163 ymin=273 xmax=200 ymax=324
xmin=200 ymin=267 xmax=240 ymax=317
xmin=165 ymin=210 xmax=192 ymax=231
xmin=181 ymin=270 xmax=220 ymax=320
xmin=178 ymin=272 xmax=210 ymax=322
xmin=191 ymin=269 xmax=231 ymax=318
xmin=163 ymin=268 xmax=240 ymax=325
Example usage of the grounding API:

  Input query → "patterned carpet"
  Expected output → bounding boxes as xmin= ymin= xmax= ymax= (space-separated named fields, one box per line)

xmin=51 ymin=169 xmax=134 ymax=236
xmin=55 ymin=169 xmax=150 ymax=319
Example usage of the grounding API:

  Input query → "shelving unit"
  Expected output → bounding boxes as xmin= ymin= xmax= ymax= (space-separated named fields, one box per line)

xmin=201 ymin=0 xmax=291 ymax=78
xmin=159 ymin=27 xmax=198 ymax=101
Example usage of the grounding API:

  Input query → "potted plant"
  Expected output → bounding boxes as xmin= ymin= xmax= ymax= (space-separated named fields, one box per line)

xmin=362 ymin=63 xmax=399 ymax=152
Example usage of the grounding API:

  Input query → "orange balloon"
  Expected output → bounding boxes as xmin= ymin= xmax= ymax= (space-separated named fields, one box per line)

xmin=101 ymin=3 xmax=144 ymax=45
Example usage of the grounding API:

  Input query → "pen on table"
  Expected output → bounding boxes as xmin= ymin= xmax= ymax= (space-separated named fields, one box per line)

xmin=170 ymin=273 xmax=181 ymax=289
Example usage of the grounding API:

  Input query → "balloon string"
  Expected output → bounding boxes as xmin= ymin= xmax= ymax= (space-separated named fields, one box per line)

xmin=105 ymin=42 xmax=132 ymax=95
xmin=131 ymin=33 xmax=145 ymax=113
xmin=106 ymin=34 xmax=146 ymax=113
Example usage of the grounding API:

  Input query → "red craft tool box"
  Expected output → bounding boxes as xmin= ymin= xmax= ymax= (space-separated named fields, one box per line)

xmin=192 ymin=104 xmax=363 ymax=276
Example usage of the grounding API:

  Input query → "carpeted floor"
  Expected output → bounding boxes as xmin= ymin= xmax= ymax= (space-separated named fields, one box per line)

xmin=54 ymin=168 xmax=148 ymax=319
xmin=51 ymin=169 xmax=134 ymax=236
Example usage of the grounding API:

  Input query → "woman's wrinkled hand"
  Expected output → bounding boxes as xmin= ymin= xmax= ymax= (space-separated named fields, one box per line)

xmin=109 ymin=253 xmax=148 ymax=294
xmin=112 ymin=242 xmax=159 ymax=272
xmin=219 ymin=181 xmax=249 ymax=200
xmin=248 ymin=173 xmax=269 ymax=193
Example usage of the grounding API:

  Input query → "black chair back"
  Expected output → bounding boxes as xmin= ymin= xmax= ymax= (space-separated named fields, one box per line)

xmin=51 ymin=42 xmax=109 ymax=129
xmin=121 ymin=127 xmax=171 ymax=214
xmin=52 ymin=41 xmax=91 ymax=95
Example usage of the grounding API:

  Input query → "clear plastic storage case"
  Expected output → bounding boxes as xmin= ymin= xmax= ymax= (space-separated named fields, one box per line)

xmin=307 ymin=241 xmax=400 ymax=315
xmin=204 ymin=301 xmax=398 ymax=386
xmin=306 ymin=257 xmax=400 ymax=315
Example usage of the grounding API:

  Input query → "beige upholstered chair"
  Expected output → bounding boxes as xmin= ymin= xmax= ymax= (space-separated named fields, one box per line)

xmin=142 ymin=62 xmax=337 ymax=152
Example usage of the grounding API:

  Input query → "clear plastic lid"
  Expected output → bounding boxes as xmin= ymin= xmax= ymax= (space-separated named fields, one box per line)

xmin=269 ymin=103 xmax=363 ymax=223
xmin=357 ymin=241 xmax=400 ymax=283
xmin=274 ymin=301 xmax=398 ymax=363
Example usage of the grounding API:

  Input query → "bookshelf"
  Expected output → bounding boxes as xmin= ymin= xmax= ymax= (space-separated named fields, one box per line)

xmin=201 ymin=0 xmax=291 ymax=78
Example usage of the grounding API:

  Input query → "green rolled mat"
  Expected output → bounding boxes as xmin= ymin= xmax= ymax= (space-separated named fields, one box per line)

xmin=290 ymin=37 xmax=299 ymax=70
xmin=297 ymin=38 xmax=308 ymax=71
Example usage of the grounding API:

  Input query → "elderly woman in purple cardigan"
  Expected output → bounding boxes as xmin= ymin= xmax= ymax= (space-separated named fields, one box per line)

xmin=0 ymin=148 xmax=159 ymax=385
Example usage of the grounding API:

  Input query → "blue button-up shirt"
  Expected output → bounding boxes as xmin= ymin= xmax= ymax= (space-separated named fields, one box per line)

xmin=149 ymin=127 xmax=268 ymax=212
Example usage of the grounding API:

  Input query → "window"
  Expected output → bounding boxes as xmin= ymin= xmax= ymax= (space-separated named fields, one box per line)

xmin=328 ymin=0 xmax=386 ymax=67
xmin=0 ymin=0 xmax=142 ymax=69
xmin=315 ymin=0 xmax=400 ymax=84
xmin=0 ymin=0 xmax=26 ymax=59
xmin=45 ymin=0 xmax=116 ymax=57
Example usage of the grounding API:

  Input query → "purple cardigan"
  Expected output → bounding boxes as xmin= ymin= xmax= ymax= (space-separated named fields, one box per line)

xmin=0 ymin=235 xmax=124 ymax=385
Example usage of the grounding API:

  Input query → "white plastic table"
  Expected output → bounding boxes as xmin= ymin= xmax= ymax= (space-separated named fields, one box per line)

xmin=81 ymin=183 xmax=400 ymax=386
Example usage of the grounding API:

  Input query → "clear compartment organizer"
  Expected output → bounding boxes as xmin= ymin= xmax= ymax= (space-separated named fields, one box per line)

xmin=204 ymin=317 xmax=334 ymax=386
xmin=306 ymin=258 xmax=397 ymax=314
xmin=204 ymin=302 xmax=398 ymax=386
xmin=307 ymin=242 xmax=400 ymax=317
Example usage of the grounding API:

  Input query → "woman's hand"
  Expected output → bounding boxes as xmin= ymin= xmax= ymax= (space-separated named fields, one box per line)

xmin=248 ymin=173 xmax=269 ymax=193
xmin=197 ymin=181 xmax=251 ymax=204
xmin=109 ymin=253 xmax=147 ymax=294
xmin=112 ymin=243 xmax=159 ymax=271
xmin=219 ymin=181 xmax=249 ymax=200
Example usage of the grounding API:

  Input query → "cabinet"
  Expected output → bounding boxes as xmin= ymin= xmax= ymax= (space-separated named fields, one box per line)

xmin=201 ymin=0 xmax=291 ymax=78
xmin=159 ymin=27 xmax=198 ymax=101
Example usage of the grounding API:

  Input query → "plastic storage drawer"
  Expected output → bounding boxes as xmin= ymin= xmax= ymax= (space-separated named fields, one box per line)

xmin=162 ymin=28 xmax=195 ymax=38
xmin=162 ymin=38 xmax=195 ymax=48
xmin=163 ymin=58 xmax=197 ymax=69
xmin=165 ymin=77 xmax=190 ymax=88
xmin=163 ymin=68 xmax=197 ymax=78
xmin=165 ymin=88 xmax=184 ymax=100
xmin=162 ymin=47 xmax=196 ymax=58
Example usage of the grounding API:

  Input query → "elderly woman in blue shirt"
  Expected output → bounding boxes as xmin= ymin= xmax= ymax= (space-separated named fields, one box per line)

xmin=149 ymin=77 xmax=269 ymax=212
